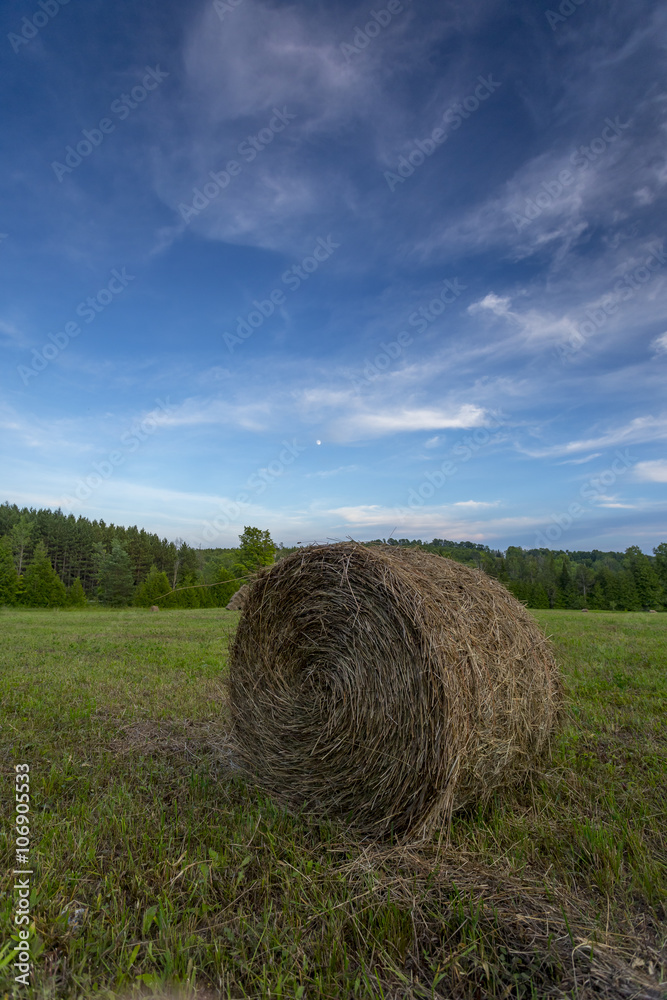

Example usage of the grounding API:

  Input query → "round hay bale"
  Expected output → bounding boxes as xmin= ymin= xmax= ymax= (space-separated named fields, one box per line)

xmin=226 ymin=584 xmax=250 ymax=611
xmin=228 ymin=542 xmax=563 ymax=842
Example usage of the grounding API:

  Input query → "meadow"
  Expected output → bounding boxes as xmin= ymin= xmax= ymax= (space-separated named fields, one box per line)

xmin=0 ymin=607 xmax=665 ymax=999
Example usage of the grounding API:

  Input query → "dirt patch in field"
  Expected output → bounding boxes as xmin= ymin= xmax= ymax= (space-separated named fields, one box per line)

xmin=104 ymin=716 xmax=241 ymax=775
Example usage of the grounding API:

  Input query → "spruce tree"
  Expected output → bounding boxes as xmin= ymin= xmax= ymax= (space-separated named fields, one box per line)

xmin=624 ymin=546 xmax=662 ymax=609
xmin=133 ymin=566 xmax=171 ymax=607
xmin=556 ymin=556 xmax=574 ymax=608
xmin=654 ymin=543 xmax=667 ymax=591
xmin=22 ymin=542 xmax=67 ymax=607
xmin=96 ymin=540 xmax=135 ymax=606
xmin=67 ymin=577 xmax=87 ymax=607
xmin=211 ymin=566 xmax=239 ymax=607
xmin=0 ymin=536 xmax=19 ymax=605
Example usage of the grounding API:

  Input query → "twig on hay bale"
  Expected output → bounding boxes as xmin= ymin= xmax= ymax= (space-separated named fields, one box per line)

xmin=228 ymin=542 xmax=564 ymax=844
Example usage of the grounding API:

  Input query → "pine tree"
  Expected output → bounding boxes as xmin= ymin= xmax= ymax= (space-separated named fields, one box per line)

xmin=528 ymin=582 xmax=550 ymax=608
xmin=211 ymin=566 xmax=239 ymax=607
xmin=544 ymin=552 xmax=558 ymax=608
xmin=134 ymin=565 xmax=171 ymax=607
xmin=0 ymin=536 xmax=19 ymax=605
xmin=555 ymin=556 xmax=574 ymax=608
xmin=624 ymin=546 xmax=662 ymax=609
xmin=67 ymin=577 xmax=87 ymax=607
xmin=22 ymin=542 xmax=67 ymax=607
xmin=96 ymin=540 xmax=135 ymax=606
xmin=654 ymin=543 xmax=667 ymax=588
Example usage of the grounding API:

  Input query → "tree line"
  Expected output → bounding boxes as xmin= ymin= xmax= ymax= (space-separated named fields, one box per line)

xmin=365 ymin=537 xmax=667 ymax=611
xmin=0 ymin=502 xmax=664 ymax=610
xmin=0 ymin=503 xmax=275 ymax=608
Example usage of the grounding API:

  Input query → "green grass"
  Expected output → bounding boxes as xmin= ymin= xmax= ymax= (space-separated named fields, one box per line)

xmin=0 ymin=608 xmax=665 ymax=999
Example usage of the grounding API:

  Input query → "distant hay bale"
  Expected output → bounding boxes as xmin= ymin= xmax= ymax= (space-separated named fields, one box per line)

xmin=228 ymin=542 xmax=563 ymax=842
xmin=226 ymin=584 xmax=250 ymax=611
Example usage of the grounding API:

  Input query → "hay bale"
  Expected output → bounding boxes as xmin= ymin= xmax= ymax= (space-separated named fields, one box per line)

xmin=226 ymin=584 xmax=250 ymax=611
xmin=228 ymin=542 xmax=563 ymax=842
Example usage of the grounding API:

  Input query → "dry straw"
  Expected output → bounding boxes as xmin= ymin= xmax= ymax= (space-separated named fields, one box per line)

xmin=228 ymin=542 xmax=563 ymax=843
xmin=226 ymin=583 xmax=250 ymax=611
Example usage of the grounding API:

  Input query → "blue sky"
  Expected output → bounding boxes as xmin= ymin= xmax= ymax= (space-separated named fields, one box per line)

xmin=1 ymin=0 xmax=666 ymax=551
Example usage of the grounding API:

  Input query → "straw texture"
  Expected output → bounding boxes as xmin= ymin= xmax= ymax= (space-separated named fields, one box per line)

xmin=228 ymin=542 xmax=563 ymax=842
xmin=226 ymin=584 xmax=250 ymax=611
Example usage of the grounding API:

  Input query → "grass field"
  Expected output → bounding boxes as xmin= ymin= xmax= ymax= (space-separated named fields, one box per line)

xmin=1 ymin=608 xmax=665 ymax=999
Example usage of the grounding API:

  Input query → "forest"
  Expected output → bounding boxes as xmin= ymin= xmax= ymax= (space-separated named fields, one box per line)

xmin=0 ymin=502 xmax=665 ymax=611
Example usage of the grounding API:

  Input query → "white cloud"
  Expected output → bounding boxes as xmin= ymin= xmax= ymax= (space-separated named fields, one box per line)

xmin=327 ymin=503 xmax=543 ymax=539
xmin=306 ymin=465 xmax=359 ymax=478
xmin=153 ymin=396 xmax=272 ymax=432
xmin=0 ymin=319 xmax=22 ymax=342
xmin=466 ymin=293 xmax=580 ymax=354
xmin=596 ymin=501 xmax=639 ymax=509
xmin=452 ymin=500 xmax=501 ymax=508
xmin=558 ymin=453 xmax=603 ymax=465
xmin=651 ymin=332 xmax=667 ymax=355
xmin=468 ymin=293 xmax=513 ymax=317
xmin=521 ymin=414 xmax=667 ymax=458
xmin=330 ymin=403 xmax=488 ymax=441
xmin=635 ymin=459 xmax=667 ymax=482
xmin=149 ymin=0 xmax=389 ymax=253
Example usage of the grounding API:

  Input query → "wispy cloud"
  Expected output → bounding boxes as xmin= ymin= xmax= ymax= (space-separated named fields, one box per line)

xmin=558 ymin=453 xmax=603 ymax=465
xmin=327 ymin=503 xmax=543 ymax=540
xmin=651 ymin=332 xmax=667 ymax=356
xmin=306 ymin=465 xmax=359 ymax=478
xmin=328 ymin=404 xmax=488 ymax=442
xmin=635 ymin=459 xmax=667 ymax=483
xmin=520 ymin=415 xmax=667 ymax=458
xmin=0 ymin=320 xmax=23 ymax=343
